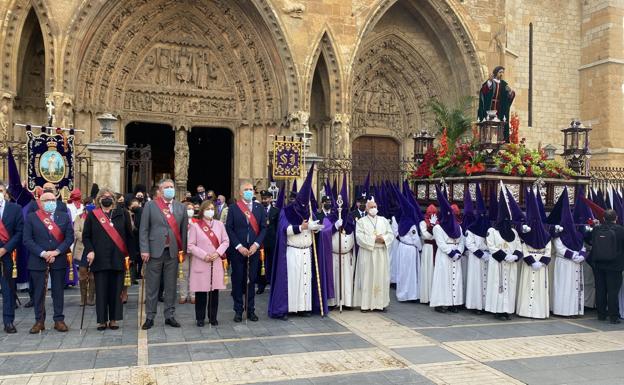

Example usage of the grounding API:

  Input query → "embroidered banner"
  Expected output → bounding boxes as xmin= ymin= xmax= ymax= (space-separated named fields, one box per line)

xmin=26 ymin=131 xmax=75 ymax=192
xmin=272 ymin=140 xmax=302 ymax=179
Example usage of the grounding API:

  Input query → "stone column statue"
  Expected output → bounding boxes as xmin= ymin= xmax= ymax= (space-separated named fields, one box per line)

xmin=0 ymin=94 xmax=11 ymax=147
xmin=174 ymin=127 xmax=189 ymax=193
xmin=331 ymin=113 xmax=351 ymax=158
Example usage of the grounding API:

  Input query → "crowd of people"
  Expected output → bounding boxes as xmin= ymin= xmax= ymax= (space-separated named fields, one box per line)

xmin=1 ymin=166 xmax=624 ymax=335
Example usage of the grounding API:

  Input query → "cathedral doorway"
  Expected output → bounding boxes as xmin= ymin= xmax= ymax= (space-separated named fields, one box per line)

xmin=352 ymin=136 xmax=400 ymax=186
xmin=125 ymin=122 xmax=174 ymax=192
xmin=187 ymin=127 xmax=233 ymax=199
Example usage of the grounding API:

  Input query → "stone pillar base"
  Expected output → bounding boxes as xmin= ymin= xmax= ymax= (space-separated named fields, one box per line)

xmin=86 ymin=142 xmax=127 ymax=193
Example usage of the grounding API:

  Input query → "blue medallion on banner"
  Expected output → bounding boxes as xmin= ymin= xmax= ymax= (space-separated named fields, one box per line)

xmin=26 ymin=131 xmax=75 ymax=191
xmin=272 ymin=140 xmax=303 ymax=179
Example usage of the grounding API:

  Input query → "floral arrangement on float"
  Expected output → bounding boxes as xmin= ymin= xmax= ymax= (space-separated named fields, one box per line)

xmin=412 ymin=99 xmax=576 ymax=179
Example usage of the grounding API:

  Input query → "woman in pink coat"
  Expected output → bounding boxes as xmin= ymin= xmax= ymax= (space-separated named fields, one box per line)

xmin=188 ymin=201 xmax=230 ymax=326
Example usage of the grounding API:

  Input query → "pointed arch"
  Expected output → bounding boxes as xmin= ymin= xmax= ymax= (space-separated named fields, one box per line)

xmin=1 ymin=0 xmax=56 ymax=93
xmin=62 ymin=0 xmax=300 ymax=118
xmin=303 ymin=29 xmax=343 ymax=116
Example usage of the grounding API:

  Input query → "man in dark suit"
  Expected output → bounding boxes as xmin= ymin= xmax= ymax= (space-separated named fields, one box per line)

xmin=316 ymin=196 xmax=332 ymax=223
xmin=256 ymin=190 xmax=280 ymax=295
xmin=226 ymin=181 xmax=267 ymax=322
xmin=23 ymin=192 xmax=74 ymax=333
xmin=139 ymin=178 xmax=188 ymax=330
xmin=0 ymin=181 xmax=24 ymax=333
xmin=351 ymin=196 xmax=368 ymax=220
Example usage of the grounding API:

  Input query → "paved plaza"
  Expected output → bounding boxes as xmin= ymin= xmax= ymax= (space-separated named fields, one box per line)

xmin=1 ymin=284 xmax=623 ymax=385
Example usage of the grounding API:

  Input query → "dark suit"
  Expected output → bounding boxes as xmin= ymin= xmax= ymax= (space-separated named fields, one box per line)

xmin=316 ymin=209 xmax=332 ymax=224
xmin=0 ymin=202 xmax=24 ymax=325
xmin=350 ymin=209 xmax=367 ymax=220
xmin=23 ymin=209 xmax=74 ymax=322
xmin=225 ymin=201 xmax=267 ymax=314
xmin=83 ymin=208 xmax=133 ymax=324
xmin=139 ymin=199 xmax=188 ymax=320
xmin=257 ymin=205 xmax=280 ymax=290
xmin=591 ymin=223 xmax=624 ymax=321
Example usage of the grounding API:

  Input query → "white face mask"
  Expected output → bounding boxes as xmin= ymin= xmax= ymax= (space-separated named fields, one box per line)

xmin=204 ymin=209 xmax=215 ymax=219
xmin=186 ymin=209 xmax=194 ymax=218
xmin=368 ymin=208 xmax=378 ymax=217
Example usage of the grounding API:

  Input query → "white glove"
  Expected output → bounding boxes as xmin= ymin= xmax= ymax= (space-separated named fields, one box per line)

xmin=531 ymin=261 xmax=543 ymax=270
xmin=585 ymin=225 xmax=593 ymax=233
xmin=334 ymin=218 xmax=343 ymax=230
xmin=554 ymin=225 xmax=564 ymax=233
xmin=430 ymin=214 xmax=438 ymax=225
xmin=482 ymin=251 xmax=491 ymax=261
xmin=522 ymin=224 xmax=532 ymax=234
xmin=452 ymin=254 xmax=461 ymax=261
xmin=572 ymin=253 xmax=585 ymax=263
xmin=308 ymin=219 xmax=323 ymax=231
xmin=505 ymin=254 xmax=518 ymax=262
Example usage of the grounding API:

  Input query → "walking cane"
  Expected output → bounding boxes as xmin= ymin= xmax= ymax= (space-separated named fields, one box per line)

xmin=80 ymin=266 xmax=89 ymax=334
xmin=337 ymin=195 xmax=344 ymax=313
xmin=208 ymin=258 xmax=213 ymax=328
xmin=39 ymin=262 xmax=50 ymax=333
xmin=139 ymin=264 xmax=146 ymax=327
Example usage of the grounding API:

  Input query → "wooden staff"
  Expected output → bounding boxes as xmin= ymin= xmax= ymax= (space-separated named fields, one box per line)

xmin=309 ymin=202 xmax=324 ymax=317
xmin=208 ymin=258 xmax=213 ymax=327
xmin=245 ymin=251 xmax=250 ymax=324
xmin=139 ymin=264 xmax=146 ymax=327
xmin=337 ymin=195 xmax=344 ymax=313
xmin=80 ymin=266 xmax=89 ymax=334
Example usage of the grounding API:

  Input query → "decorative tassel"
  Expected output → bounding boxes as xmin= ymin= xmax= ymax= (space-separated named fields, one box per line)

xmin=178 ymin=251 xmax=185 ymax=280
xmin=124 ymin=256 xmax=131 ymax=287
xmin=67 ymin=252 xmax=74 ymax=281
xmin=260 ymin=248 xmax=266 ymax=276
xmin=11 ymin=250 xmax=17 ymax=279
xmin=223 ymin=259 xmax=229 ymax=285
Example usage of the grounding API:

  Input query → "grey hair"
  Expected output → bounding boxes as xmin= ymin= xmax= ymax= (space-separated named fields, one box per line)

xmin=239 ymin=180 xmax=253 ymax=191
xmin=158 ymin=178 xmax=175 ymax=187
xmin=95 ymin=187 xmax=116 ymax=208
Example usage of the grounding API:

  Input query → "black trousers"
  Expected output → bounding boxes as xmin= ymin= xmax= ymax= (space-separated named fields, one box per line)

xmin=93 ymin=270 xmax=124 ymax=324
xmin=594 ymin=268 xmax=623 ymax=320
xmin=195 ymin=290 xmax=219 ymax=321
xmin=31 ymin=269 xmax=65 ymax=322
xmin=231 ymin=254 xmax=259 ymax=314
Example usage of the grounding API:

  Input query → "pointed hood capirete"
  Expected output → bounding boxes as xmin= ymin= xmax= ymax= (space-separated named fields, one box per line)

xmin=436 ymin=185 xmax=461 ymax=239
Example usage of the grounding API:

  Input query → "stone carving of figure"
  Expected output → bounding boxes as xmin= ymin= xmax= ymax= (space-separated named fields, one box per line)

xmin=0 ymin=98 xmax=9 ymax=142
xmin=174 ymin=128 xmax=189 ymax=182
xmin=196 ymin=52 xmax=209 ymax=89
xmin=157 ymin=48 xmax=171 ymax=86
xmin=332 ymin=114 xmax=351 ymax=157
xmin=175 ymin=48 xmax=193 ymax=85
xmin=61 ymin=99 xmax=73 ymax=128
xmin=136 ymin=53 xmax=156 ymax=83
xmin=45 ymin=99 xmax=55 ymax=126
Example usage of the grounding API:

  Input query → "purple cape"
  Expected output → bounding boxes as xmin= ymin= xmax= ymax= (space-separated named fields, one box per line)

xmin=268 ymin=212 xmax=332 ymax=318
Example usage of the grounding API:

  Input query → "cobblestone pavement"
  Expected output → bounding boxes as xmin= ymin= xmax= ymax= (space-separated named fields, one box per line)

xmin=1 ymin=284 xmax=623 ymax=384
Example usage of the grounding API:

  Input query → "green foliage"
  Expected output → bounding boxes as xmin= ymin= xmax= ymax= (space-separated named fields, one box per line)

xmin=427 ymin=96 xmax=475 ymax=146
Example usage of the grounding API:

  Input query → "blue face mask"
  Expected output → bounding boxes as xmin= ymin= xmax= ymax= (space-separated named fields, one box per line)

xmin=243 ymin=190 xmax=254 ymax=202
xmin=163 ymin=187 xmax=175 ymax=200
xmin=43 ymin=201 xmax=57 ymax=213
xmin=85 ymin=203 xmax=96 ymax=212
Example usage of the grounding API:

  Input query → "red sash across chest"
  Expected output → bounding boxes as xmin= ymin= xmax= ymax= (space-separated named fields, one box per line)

xmin=0 ymin=216 xmax=9 ymax=243
xmin=92 ymin=208 xmax=128 ymax=256
xmin=155 ymin=198 xmax=183 ymax=250
xmin=35 ymin=210 xmax=64 ymax=243
xmin=236 ymin=200 xmax=260 ymax=236
xmin=198 ymin=221 xmax=221 ymax=250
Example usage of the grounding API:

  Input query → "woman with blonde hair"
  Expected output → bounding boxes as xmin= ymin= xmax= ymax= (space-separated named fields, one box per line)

xmin=188 ymin=200 xmax=230 ymax=326
xmin=83 ymin=187 xmax=133 ymax=330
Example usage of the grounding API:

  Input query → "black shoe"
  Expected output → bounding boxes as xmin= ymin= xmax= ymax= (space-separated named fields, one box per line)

xmin=141 ymin=319 xmax=154 ymax=330
xmin=210 ymin=319 xmax=219 ymax=326
xmin=4 ymin=323 xmax=16 ymax=334
xmin=24 ymin=300 xmax=33 ymax=308
xmin=234 ymin=313 xmax=243 ymax=322
xmin=158 ymin=296 xmax=164 ymax=302
xmin=256 ymin=287 xmax=265 ymax=295
xmin=598 ymin=315 xmax=607 ymax=321
xmin=196 ymin=320 xmax=205 ymax=327
xmin=248 ymin=312 xmax=259 ymax=322
xmin=165 ymin=318 xmax=181 ymax=327
xmin=434 ymin=307 xmax=447 ymax=313
xmin=474 ymin=309 xmax=485 ymax=315
xmin=448 ymin=306 xmax=459 ymax=313
xmin=299 ymin=311 xmax=311 ymax=317
xmin=610 ymin=318 xmax=621 ymax=324
xmin=504 ymin=313 xmax=512 ymax=320
xmin=278 ymin=314 xmax=288 ymax=321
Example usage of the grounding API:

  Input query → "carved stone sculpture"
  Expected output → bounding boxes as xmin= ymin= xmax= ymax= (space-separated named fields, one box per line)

xmin=332 ymin=113 xmax=351 ymax=157
xmin=45 ymin=98 xmax=56 ymax=126
xmin=174 ymin=128 xmax=189 ymax=183
xmin=0 ymin=95 xmax=10 ymax=144
xmin=61 ymin=98 xmax=74 ymax=128
xmin=282 ymin=1 xmax=305 ymax=18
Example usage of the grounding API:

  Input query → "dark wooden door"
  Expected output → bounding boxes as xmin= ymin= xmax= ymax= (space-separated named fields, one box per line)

xmin=352 ymin=136 xmax=400 ymax=188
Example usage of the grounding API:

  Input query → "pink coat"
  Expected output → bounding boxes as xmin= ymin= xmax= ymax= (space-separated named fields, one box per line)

xmin=188 ymin=219 xmax=230 ymax=292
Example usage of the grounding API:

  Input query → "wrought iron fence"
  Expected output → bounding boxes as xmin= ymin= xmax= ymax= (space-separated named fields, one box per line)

xmin=589 ymin=166 xmax=624 ymax=193
xmin=125 ymin=144 xmax=152 ymax=193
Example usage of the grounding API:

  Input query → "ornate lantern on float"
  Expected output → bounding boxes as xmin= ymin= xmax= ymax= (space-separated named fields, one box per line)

xmin=543 ymin=144 xmax=557 ymax=160
xmin=476 ymin=110 xmax=505 ymax=168
xmin=561 ymin=119 xmax=591 ymax=175
xmin=268 ymin=181 xmax=279 ymax=201
xmin=413 ymin=129 xmax=435 ymax=164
